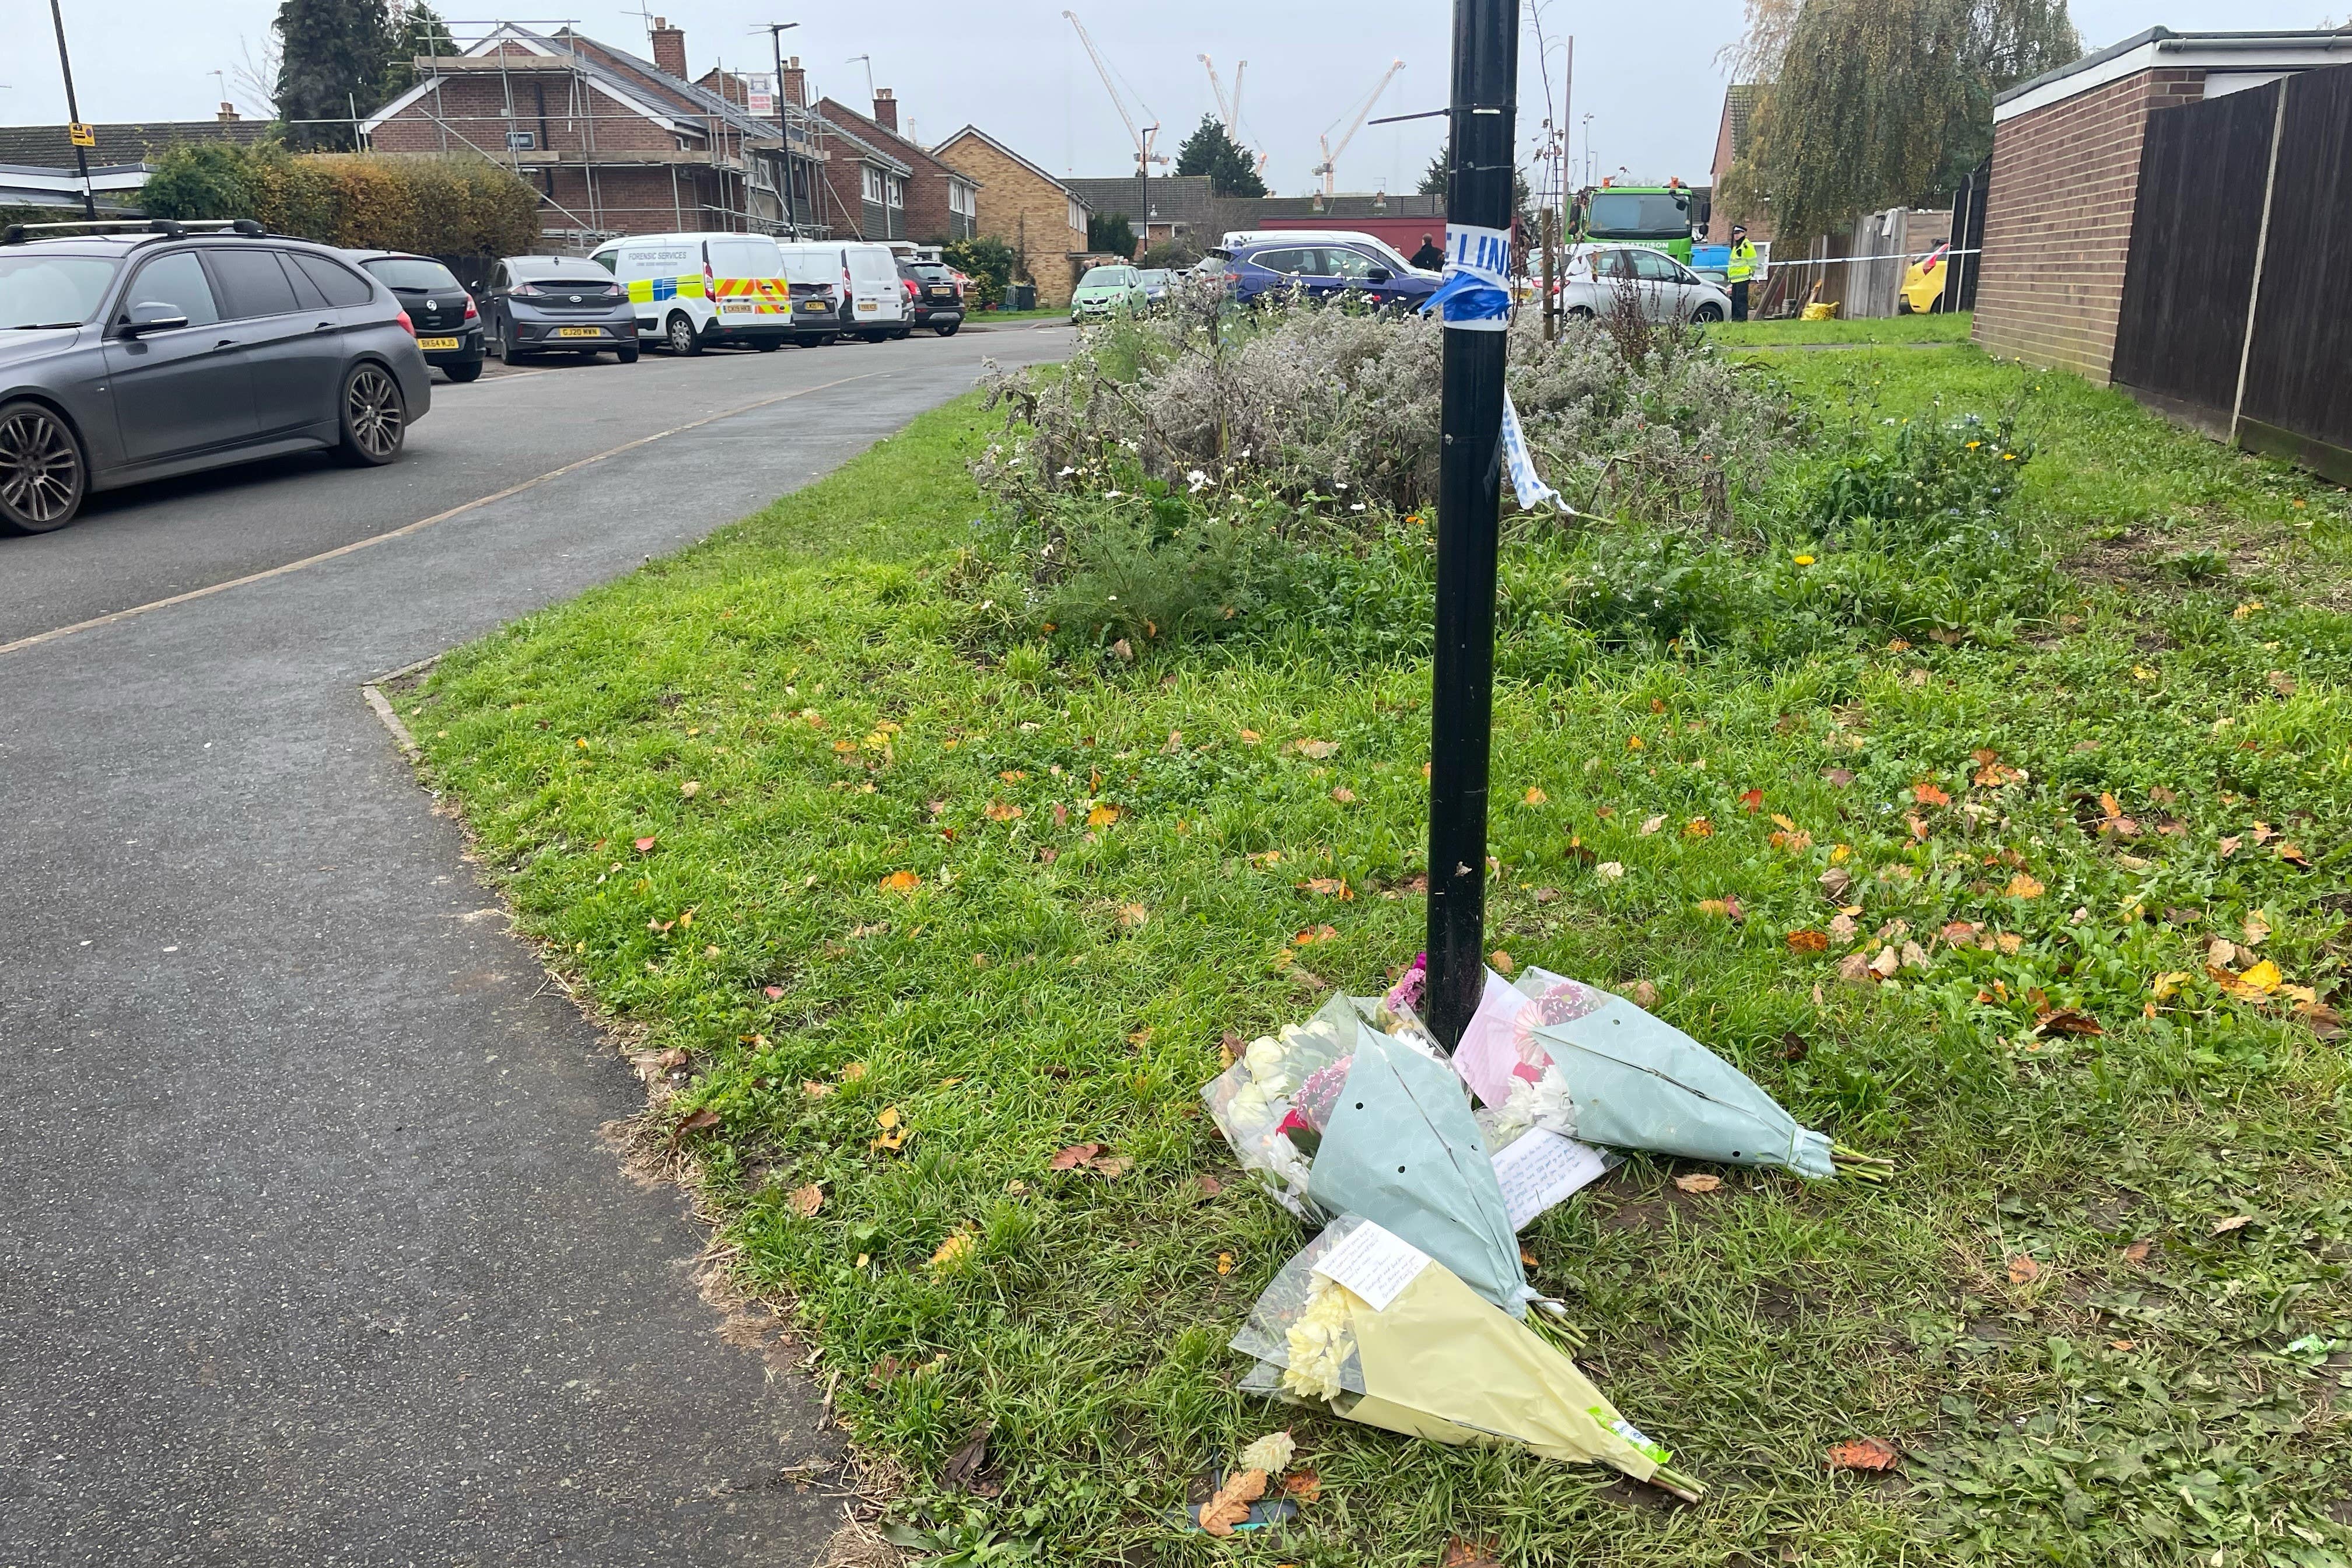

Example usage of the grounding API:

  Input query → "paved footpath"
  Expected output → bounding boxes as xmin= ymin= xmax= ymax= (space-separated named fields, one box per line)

xmin=0 ymin=326 xmax=1070 ymax=1566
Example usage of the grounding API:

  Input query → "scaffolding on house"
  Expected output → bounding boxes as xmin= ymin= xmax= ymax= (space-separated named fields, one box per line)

xmin=373 ymin=19 xmax=849 ymax=247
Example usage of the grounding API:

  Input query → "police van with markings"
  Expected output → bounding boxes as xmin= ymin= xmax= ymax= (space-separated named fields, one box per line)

xmin=587 ymin=232 xmax=840 ymax=354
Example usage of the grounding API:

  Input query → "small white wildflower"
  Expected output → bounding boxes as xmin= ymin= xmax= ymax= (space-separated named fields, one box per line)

xmin=1104 ymin=489 xmax=1124 ymax=499
xmin=1058 ymin=466 xmax=1076 ymax=477
xmin=1350 ymin=503 xmax=1366 ymax=512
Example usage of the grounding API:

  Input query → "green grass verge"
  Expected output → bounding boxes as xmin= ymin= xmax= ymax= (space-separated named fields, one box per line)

xmin=1708 ymin=312 xmax=1975 ymax=347
xmin=972 ymin=308 xmax=1070 ymax=323
xmin=412 ymin=344 xmax=2352 ymax=1567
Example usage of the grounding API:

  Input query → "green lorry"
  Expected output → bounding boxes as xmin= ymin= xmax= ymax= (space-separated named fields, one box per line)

xmin=1572 ymin=182 xmax=1708 ymax=265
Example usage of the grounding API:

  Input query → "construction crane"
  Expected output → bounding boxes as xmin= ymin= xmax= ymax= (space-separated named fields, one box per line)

xmin=1065 ymin=12 xmax=1167 ymax=181
xmin=1199 ymin=54 xmax=1234 ymax=131
xmin=1311 ymin=58 xmax=1405 ymax=198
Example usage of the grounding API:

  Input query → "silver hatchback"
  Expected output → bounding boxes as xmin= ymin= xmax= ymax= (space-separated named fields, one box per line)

xmin=0 ymin=219 xmax=432 ymax=535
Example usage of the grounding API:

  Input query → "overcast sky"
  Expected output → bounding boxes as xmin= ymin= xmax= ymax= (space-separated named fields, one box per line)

xmin=4 ymin=0 xmax=2338 ymax=195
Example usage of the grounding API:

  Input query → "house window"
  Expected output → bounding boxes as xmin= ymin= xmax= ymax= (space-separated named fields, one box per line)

xmin=1068 ymin=198 xmax=1084 ymax=233
xmin=886 ymin=176 xmax=904 ymax=209
xmin=949 ymin=181 xmax=975 ymax=217
xmin=505 ymin=130 xmax=536 ymax=150
xmin=862 ymin=166 xmax=884 ymax=203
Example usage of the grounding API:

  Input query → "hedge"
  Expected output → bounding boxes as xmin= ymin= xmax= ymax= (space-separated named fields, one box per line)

xmin=140 ymin=142 xmax=540 ymax=257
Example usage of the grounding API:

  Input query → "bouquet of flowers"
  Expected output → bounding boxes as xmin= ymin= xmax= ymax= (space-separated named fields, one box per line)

xmin=1230 ymin=1216 xmax=1702 ymax=1501
xmin=1454 ymin=967 xmax=1887 ymax=1181
xmin=1204 ymin=991 xmax=1532 ymax=1315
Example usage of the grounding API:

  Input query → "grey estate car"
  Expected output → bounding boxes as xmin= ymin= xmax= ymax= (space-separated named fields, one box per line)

xmin=0 ymin=219 xmax=430 ymax=535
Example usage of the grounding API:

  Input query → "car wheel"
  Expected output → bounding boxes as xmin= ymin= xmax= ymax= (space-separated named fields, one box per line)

xmin=444 ymin=358 xmax=484 ymax=383
xmin=666 ymin=312 xmax=703 ymax=355
xmin=499 ymin=321 xmax=530 ymax=363
xmin=816 ymin=333 xmax=839 ymax=347
xmin=891 ymin=328 xmax=911 ymax=340
xmin=1566 ymin=305 xmax=1595 ymax=320
xmin=617 ymin=344 xmax=641 ymax=364
xmin=1692 ymin=302 xmax=1726 ymax=323
xmin=334 ymin=362 xmax=406 ymax=468
xmin=935 ymin=322 xmax=960 ymax=337
xmin=755 ymin=338 xmax=782 ymax=352
xmin=0 ymin=400 xmax=86 ymax=534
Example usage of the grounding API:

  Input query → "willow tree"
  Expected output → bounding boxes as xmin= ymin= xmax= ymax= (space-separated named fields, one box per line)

xmin=1719 ymin=0 xmax=2078 ymax=240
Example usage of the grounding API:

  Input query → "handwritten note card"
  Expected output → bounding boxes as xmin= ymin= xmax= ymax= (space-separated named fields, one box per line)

xmin=1491 ymin=1127 xmax=1610 ymax=1231
xmin=1311 ymin=1220 xmax=1433 ymax=1312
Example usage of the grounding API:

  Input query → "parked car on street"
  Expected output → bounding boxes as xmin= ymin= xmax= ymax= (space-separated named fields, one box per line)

xmin=482 ymin=255 xmax=638 ymax=363
xmin=1136 ymin=267 xmax=1173 ymax=309
xmin=1208 ymin=239 xmax=1443 ymax=312
xmin=592 ymin=233 xmax=829 ymax=353
xmin=895 ymin=259 xmax=965 ymax=335
xmin=1070 ymin=264 xmax=1148 ymax=324
xmin=1217 ymin=230 xmax=1436 ymax=277
xmin=1555 ymin=244 xmax=1732 ymax=324
xmin=0 ymin=218 xmax=429 ymax=536
xmin=345 ymin=249 xmax=484 ymax=382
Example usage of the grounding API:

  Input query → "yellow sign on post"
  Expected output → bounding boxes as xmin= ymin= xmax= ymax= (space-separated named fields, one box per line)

xmin=68 ymin=123 xmax=96 ymax=148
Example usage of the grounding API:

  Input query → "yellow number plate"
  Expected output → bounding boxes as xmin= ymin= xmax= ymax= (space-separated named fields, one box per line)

xmin=555 ymin=326 xmax=602 ymax=338
xmin=416 ymin=335 xmax=461 ymax=350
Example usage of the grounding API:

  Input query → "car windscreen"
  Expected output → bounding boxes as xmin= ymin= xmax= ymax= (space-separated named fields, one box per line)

xmin=0 ymin=254 xmax=119 ymax=328
xmin=1587 ymin=191 xmax=1690 ymax=237
xmin=778 ymin=249 xmax=835 ymax=285
xmin=1138 ymin=270 xmax=1169 ymax=285
xmin=508 ymin=258 xmax=610 ymax=288
xmin=1078 ymin=267 xmax=1125 ymax=286
xmin=706 ymin=237 xmax=785 ymax=279
xmin=846 ymin=248 xmax=897 ymax=284
xmin=360 ymin=257 xmax=462 ymax=292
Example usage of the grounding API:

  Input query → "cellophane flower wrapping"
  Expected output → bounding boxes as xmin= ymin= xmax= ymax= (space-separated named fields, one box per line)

xmin=1205 ymin=992 xmax=1531 ymax=1314
xmin=1458 ymin=966 xmax=1836 ymax=1180
xmin=1230 ymin=1217 xmax=1671 ymax=1484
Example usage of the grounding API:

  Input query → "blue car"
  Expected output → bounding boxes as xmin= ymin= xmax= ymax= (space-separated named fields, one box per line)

xmin=1206 ymin=238 xmax=1441 ymax=312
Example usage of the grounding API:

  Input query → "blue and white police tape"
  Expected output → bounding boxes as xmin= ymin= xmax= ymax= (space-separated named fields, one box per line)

xmin=1502 ymin=393 xmax=1606 ymax=522
xmin=1420 ymin=222 xmax=1512 ymax=331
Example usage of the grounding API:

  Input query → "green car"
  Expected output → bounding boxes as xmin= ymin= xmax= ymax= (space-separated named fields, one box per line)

xmin=1069 ymin=264 xmax=1147 ymax=324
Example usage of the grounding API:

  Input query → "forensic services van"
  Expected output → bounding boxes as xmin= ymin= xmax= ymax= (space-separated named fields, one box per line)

xmin=587 ymin=232 xmax=840 ymax=354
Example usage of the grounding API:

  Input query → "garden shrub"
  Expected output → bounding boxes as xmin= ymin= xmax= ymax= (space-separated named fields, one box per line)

xmin=141 ymin=142 xmax=540 ymax=257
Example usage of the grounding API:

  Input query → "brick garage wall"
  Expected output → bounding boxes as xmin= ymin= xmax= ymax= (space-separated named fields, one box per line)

xmin=934 ymin=135 xmax=1087 ymax=306
xmin=1972 ymin=67 xmax=2207 ymax=382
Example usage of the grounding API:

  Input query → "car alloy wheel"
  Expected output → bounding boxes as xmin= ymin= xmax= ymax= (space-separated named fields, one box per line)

xmin=667 ymin=312 xmax=702 ymax=355
xmin=1692 ymin=303 xmax=1726 ymax=323
xmin=0 ymin=401 xmax=85 ymax=533
xmin=340 ymin=365 xmax=405 ymax=465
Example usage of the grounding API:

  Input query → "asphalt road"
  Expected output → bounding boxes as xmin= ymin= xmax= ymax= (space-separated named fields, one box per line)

xmin=0 ymin=323 xmax=1072 ymax=1566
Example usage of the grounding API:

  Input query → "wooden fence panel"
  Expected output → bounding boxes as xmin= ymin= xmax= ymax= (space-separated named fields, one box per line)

xmin=2109 ymin=81 xmax=2277 ymax=433
xmin=2239 ymin=64 xmax=2352 ymax=477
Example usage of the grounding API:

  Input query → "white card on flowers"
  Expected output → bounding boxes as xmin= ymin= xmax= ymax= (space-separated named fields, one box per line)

xmin=1310 ymin=1220 xmax=1433 ymax=1312
xmin=1492 ymin=1127 xmax=1611 ymax=1230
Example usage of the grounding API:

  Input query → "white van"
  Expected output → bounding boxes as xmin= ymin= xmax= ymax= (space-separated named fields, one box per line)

xmin=780 ymin=241 xmax=908 ymax=342
xmin=587 ymin=231 xmax=838 ymax=354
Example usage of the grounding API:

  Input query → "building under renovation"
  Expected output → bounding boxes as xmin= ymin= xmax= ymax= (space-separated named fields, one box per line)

xmin=360 ymin=18 xmax=916 ymax=246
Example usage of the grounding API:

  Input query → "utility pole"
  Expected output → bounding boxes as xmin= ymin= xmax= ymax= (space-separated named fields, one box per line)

xmin=47 ymin=0 xmax=97 ymax=220
xmin=1425 ymin=0 xmax=1518 ymax=1051
xmin=757 ymin=22 xmax=799 ymax=236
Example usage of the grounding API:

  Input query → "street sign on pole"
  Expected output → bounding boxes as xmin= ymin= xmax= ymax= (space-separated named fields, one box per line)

xmin=1423 ymin=0 xmax=1518 ymax=1052
xmin=47 ymin=0 xmax=98 ymax=219
xmin=68 ymin=122 xmax=94 ymax=148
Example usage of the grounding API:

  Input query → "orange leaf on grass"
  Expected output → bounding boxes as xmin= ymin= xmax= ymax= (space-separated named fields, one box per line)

xmin=634 ymin=835 xmax=658 ymax=853
xmin=1828 ymin=1438 xmax=1901 ymax=1472
xmin=789 ymin=1184 xmax=824 ymax=1217
xmin=1280 ymin=1469 xmax=1322 ymax=1503
xmin=1739 ymin=788 xmax=1765 ymax=813
xmin=2007 ymin=1254 xmax=2041 ymax=1284
xmin=1913 ymin=782 xmax=1951 ymax=807
xmin=1049 ymin=1143 xmax=1104 ymax=1171
xmin=1786 ymin=929 xmax=1830 ymax=953
xmin=879 ymin=870 xmax=922 ymax=892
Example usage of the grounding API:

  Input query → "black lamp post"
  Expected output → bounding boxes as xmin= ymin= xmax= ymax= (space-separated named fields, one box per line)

xmin=1423 ymin=0 xmax=1518 ymax=1051
xmin=47 ymin=0 xmax=97 ymax=220
xmin=758 ymin=22 xmax=800 ymax=236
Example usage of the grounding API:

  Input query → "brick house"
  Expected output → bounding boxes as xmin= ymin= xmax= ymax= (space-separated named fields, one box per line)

xmin=362 ymin=19 xmax=847 ymax=246
xmin=1704 ymin=85 xmax=1769 ymax=244
xmin=1973 ymin=26 xmax=2352 ymax=383
xmin=1065 ymin=174 xmax=1213 ymax=256
xmin=932 ymin=126 xmax=1090 ymax=306
xmin=809 ymin=89 xmax=979 ymax=245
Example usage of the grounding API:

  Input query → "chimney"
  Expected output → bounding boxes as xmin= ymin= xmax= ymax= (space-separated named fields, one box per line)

xmin=780 ymin=55 xmax=807 ymax=107
xmin=216 ymin=102 xmax=241 ymax=123
xmin=649 ymin=16 xmax=687 ymax=80
xmin=872 ymin=88 xmax=898 ymax=133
